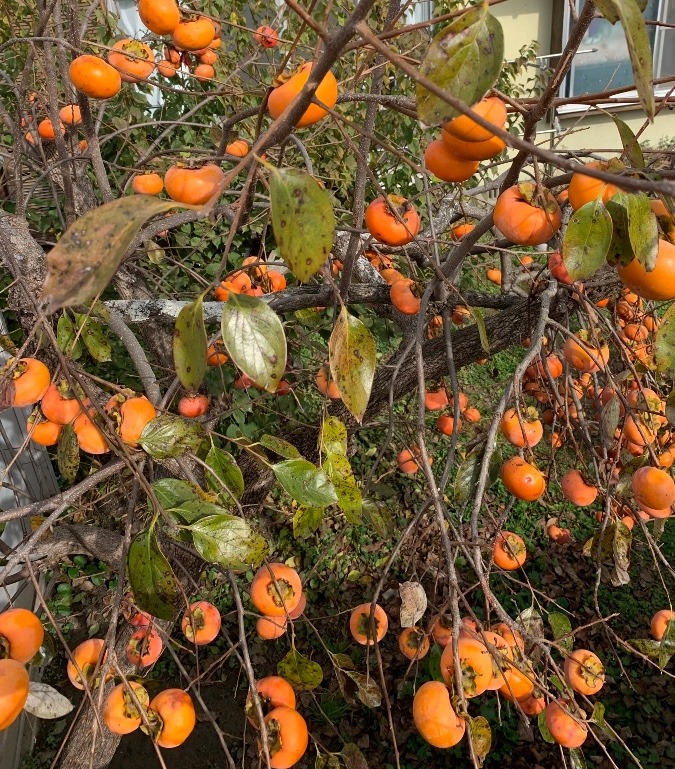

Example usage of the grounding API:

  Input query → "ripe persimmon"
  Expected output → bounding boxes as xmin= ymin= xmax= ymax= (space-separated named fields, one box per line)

xmin=0 ymin=608 xmax=43 ymax=664
xmin=568 ymin=159 xmax=624 ymax=211
xmin=499 ymin=661 xmax=535 ymax=702
xmin=106 ymin=394 xmax=156 ymax=446
xmin=132 ymin=173 xmax=164 ymax=195
xmin=250 ymin=563 xmax=302 ymax=617
xmin=59 ymin=104 xmax=81 ymax=125
xmin=108 ymin=39 xmax=154 ymax=83
xmin=562 ymin=332 xmax=609 ymax=373
xmin=349 ymin=603 xmax=388 ymax=645
xmin=126 ymin=628 xmax=163 ymax=667
xmin=424 ymin=388 xmax=448 ymax=410
xmin=444 ymin=96 xmax=507 ymax=143
xmin=256 ymin=615 xmax=288 ymax=640
xmin=41 ymin=381 xmax=83 ymax=424
xmin=500 ymin=456 xmax=546 ymax=502
xmin=491 ymin=622 xmax=525 ymax=653
xmin=178 ymin=394 xmax=209 ymax=418
xmin=246 ymin=676 xmax=296 ymax=728
xmin=412 ymin=680 xmax=466 ymax=749
xmin=138 ymin=0 xmax=180 ymax=35
xmin=486 ymin=267 xmax=502 ymax=285
xmin=430 ymin=615 xmax=453 ymax=647
xmin=437 ymin=414 xmax=461 ymax=436
xmin=207 ymin=342 xmax=228 ymax=366
xmin=67 ymin=638 xmax=107 ymax=690
xmin=37 ymin=118 xmax=64 ymax=140
xmin=390 ymin=278 xmax=421 ymax=315
xmin=181 ymin=601 xmax=221 ymax=645
xmin=397 ymin=446 xmax=430 ymax=474
xmin=545 ymin=699 xmax=588 ymax=748
xmin=441 ymin=129 xmax=505 ymax=161
xmin=287 ymin=592 xmax=306 ymax=619
xmin=157 ymin=59 xmax=177 ymax=77
xmin=226 ymin=138 xmax=249 ymax=157
xmin=632 ymin=466 xmax=675 ymax=511
xmin=103 ymin=681 xmax=149 ymax=734
xmin=27 ymin=416 xmax=62 ymax=446
xmin=6 ymin=357 xmax=51 ymax=408
xmin=424 ymin=139 xmax=479 ymax=183
xmin=483 ymin=630 xmax=512 ymax=690
xmin=149 ymin=689 xmax=196 ymax=748
xmin=73 ymin=411 xmax=109 ymax=454
xmin=500 ymin=407 xmax=543 ymax=448
xmin=255 ymin=26 xmax=279 ymax=48
xmin=199 ymin=49 xmax=217 ymax=66
xmin=520 ymin=694 xmax=546 ymax=715
xmin=548 ymin=251 xmax=573 ymax=285
xmin=172 ymin=17 xmax=215 ymax=51
xmin=561 ymin=469 xmax=598 ymax=507
xmin=315 ymin=366 xmax=340 ymax=399
xmin=493 ymin=183 xmax=562 ymax=246
xmin=564 ymin=649 xmax=605 ymax=695
xmin=365 ymin=194 xmax=420 ymax=247
xmin=617 ymin=239 xmax=675 ymax=301
xmin=0 ymin=659 xmax=30 ymax=731
xmin=398 ymin=626 xmax=430 ymax=660
xmin=493 ymin=531 xmax=527 ymax=570
xmin=69 ymin=55 xmax=121 ymax=99
xmin=650 ymin=609 xmax=675 ymax=640
xmin=262 ymin=706 xmax=309 ymax=769
xmin=440 ymin=635 xmax=493 ymax=697
xmin=164 ymin=163 xmax=225 ymax=205
xmin=194 ymin=63 xmax=215 ymax=82
xmin=267 ymin=62 xmax=338 ymax=128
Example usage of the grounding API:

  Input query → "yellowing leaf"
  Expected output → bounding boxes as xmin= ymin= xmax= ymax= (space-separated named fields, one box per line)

xmin=655 ymin=302 xmax=675 ymax=377
xmin=41 ymin=196 xmax=180 ymax=313
xmin=329 ymin=308 xmax=376 ymax=423
xmin=270 ymin=168 xmax=336 ymax=282
xmin=416 ymin=4 xmax=504 ymax=126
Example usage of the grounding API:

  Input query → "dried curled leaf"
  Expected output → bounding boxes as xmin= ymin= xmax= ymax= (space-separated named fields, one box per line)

xmin=399 ymin=581 xmax=427 ymax=628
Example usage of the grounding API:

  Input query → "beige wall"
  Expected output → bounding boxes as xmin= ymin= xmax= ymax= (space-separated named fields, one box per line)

xmin=493 ymin=0 xmax=675 ymax=153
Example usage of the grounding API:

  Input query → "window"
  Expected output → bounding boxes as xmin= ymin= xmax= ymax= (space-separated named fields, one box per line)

xmin=405 ymin=1 xmax=434 ymax=25
xmin=564 ymin=0 xmax=675 ymax=98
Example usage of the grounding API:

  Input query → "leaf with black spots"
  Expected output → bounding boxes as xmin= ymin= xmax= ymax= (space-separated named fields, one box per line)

xmin=173 ymin=294 xmax=207 ymax=393
xmin=128 ymin=528 xmax=178 ymax=620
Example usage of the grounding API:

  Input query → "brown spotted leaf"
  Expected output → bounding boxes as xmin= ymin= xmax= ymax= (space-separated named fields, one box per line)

xmin=270 ymin=167 xmax=335 ymax=282
xmin=41 ymin=196 xmax=181 ymax=313
xmin=57 ymin=423 xmax=79 ymax=484
xmin=329 ymin=307 xmax=376 ymax=424
xmin=173 ymin=294 xmax=208 ymax=393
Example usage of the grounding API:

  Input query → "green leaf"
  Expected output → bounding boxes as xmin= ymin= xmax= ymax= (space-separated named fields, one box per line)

xmin=73 ymin=313 xmax=111 ymax=363
xmin=593 ymin=0 xmax=620 ymax=23
xmin=561 ymin=199 xmax=613 ymax=280
xmin=277 ymin=648 xmax=324 ymax=691
xmin=205 ymin=445 xmax=245 ymax=500
xmin=139 ymin=414 xmax=208 ymax=459
xmin=173 ymin=295 xmax=207 ymax=393
xmin=152 ymin=478 xmax=199 ymax=510
xmin=56 ymin=313 xmax=82 ymax=360
xmin=127 ymin=529 xmax=178 ymax=620
xmin=600 ymin=395 xmax=621 ymax=448
xmin=548 ymin=612 xmax=573 ymax=652
xmin=655 ymin=302 xmax=675 ymax=377
xmin=427 ymin=643 xmax=444 ymax=682
xmin=259 ymin=434 xmax=301 ymax=459
xmin=57 ymin=423 xmax=79 ymax=484
xmin=41 ymin=196 xmax=181 ymax=313
xmin=319 ymin=416 xmax=348 ymax=457
xmin=329 ymin=307 xmax=376 ymax=424
xmin=293 ymin=506 xmax=324 ymax=538
xmin=221 ymin=293 xmax=287 ymax=392
xmin=468 ymin=716 xmax=491 ymax=767
xmin=361 ymin=499 xmax=394 ymax=538
xmin=273 ymin=458 xmax=338 ymax=508
xmin=186 ymin=514 xmax=268 ymax=569
xmin=626 ymin=192 xmax=659 ymax=271
xmin=469 ymin=306 xmax=490 ymax=354
xmin=569 ymin=748 xmax=587 ymax=769
xmin=324 ymin=452 xmax=363 ymax=524
xmin=629 ymin=637 xmax=664 ymax=660
xmin=606 ymin=194 xmax=634 ymax=266
xmin=612 ymin=115 xmax=645 ymax=169
xmin=612 ymin=0 xmax=655 ymax=120
xmin=537 ymin=710 xmax=555 ymax=744
xmin=269 ymin=167 xmax=336 ymax=282
xmin=416 ymin=4 xmax=505 ymax=126
xmin=454 ymin=447 xmax=501 ymax=502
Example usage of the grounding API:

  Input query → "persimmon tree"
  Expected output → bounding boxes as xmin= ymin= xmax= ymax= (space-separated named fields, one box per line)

xmin=1 ymin=1 xmax=675 ymax=768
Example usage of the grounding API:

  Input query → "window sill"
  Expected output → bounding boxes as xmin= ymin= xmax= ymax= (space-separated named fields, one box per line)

xmin=556 ymin=88 xmax=674 ymax=117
